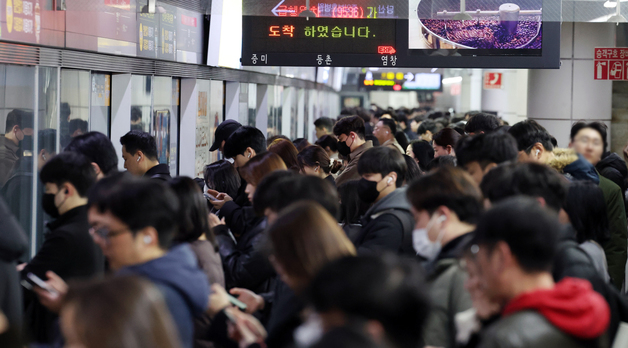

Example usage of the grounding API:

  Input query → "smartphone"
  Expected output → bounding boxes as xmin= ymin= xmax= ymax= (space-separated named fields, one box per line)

xmin=22 ymin=273 xmax=59 ymax=296
xmin=227 ymin=293 xmax=248 ymax=311
xmin=204 ymin=193 xmax=218 ymax=202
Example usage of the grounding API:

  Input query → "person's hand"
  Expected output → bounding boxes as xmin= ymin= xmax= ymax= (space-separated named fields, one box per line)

xmin=207 ymin=284 xmax=232 ymax=318
xmin=16 ymin=263 xmax=27 ymax=272
xmin=34 ymin=271 xmax=68 ymax=314
xmin=208 ymin=189 xmax=233 ymax=210
xmin=230 ymin=288 xmax=265 ymax=314
xmin=226 ymin=307 xmax=267 ymax=348
xmin=208 ymin=213 xmax=226 ymax=229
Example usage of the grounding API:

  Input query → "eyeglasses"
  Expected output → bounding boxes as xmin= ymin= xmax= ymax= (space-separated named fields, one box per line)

xmin=89 ymin=226 xmax=131 ymax=241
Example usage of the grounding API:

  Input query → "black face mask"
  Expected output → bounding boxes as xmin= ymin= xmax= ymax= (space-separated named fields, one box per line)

xmin=42 ymin=193 xmax=60 ymax=218
xmin=337 ymin=140 xmax=351 ymax=157
xmin=357 ymin=178 xmax=381 ymax=204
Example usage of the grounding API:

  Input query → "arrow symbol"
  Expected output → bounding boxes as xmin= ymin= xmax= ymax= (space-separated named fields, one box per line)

xmin=404 ymin=73 xmax=414 ymax=81
xmin=272 ymin=0 xmax=294 ymax=16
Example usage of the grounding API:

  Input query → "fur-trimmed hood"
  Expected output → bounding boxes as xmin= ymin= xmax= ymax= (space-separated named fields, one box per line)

xmin=548 ymin=148 xmax=599 ymax=184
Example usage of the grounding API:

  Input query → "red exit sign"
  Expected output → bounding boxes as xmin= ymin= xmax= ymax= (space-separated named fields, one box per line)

xmin=378 ymin=46 xmax=396 ymax=54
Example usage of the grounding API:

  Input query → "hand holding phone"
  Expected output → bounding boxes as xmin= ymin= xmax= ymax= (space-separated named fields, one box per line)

xmin=22 ymin=273 xmax=59 ymax=297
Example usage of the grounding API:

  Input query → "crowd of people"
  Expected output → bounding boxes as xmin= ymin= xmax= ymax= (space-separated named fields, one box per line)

xmin=2 ymin=105 xmax=628 ymax=348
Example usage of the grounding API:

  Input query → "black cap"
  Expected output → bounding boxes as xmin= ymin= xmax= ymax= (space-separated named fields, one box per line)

xmin=210 ymin=120 xmax=242 ymax=152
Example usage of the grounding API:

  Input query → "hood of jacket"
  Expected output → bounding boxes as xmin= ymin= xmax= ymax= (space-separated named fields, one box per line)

xmin=503 ymin=277 xmax=610 ymax=340
xmin=549 ymin=149 xmax=599 ymax=184
xmin=597 ymin=152 xmax=628 ymax=178
xmin=118 ymin=244 xmax=209 ymax=315
xmin=364 ymin=187 xmax=411 ymax=219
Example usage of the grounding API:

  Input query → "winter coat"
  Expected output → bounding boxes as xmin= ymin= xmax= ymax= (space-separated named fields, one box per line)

xmin=218 ymin=203 xmax=263 ymax=239
xmin=597 ymin=152 xmax=628 ymax=201
xmin=356 ymin=187 xmax=415 ymax=255
xmin=580 ymin=241 xmax=610 ymax=284
xmin=335 ymin=140 xmax=373 ymax=187
xmin=478 ymin=278 xmax=610 ymax=348
xmin=381 ymin=138 xmax=405 ymax=154
xmin=144 ymin=163 xmax=172 ymax=181
xmin=266 ymin=280 xmax=305 ymax=348
xmin=550 ymin=149 xmax=627 ymax=289
xmin=118 ymin=244 xmax=210 ymax=348
xmin=423 ymin=234 xmax=474 ymax=348
xmin=188 ymin=240 xmax=225 ymax=287
xmin=0 ymin=136 xmax=19 ymax=187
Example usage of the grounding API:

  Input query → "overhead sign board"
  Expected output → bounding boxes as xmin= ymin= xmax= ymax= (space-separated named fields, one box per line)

xmin=359 ymin=72 xmax=441 ymax=91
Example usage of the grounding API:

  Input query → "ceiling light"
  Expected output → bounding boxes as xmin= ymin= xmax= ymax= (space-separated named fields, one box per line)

xmin=605 ymin=1 xmax=618 ymax=8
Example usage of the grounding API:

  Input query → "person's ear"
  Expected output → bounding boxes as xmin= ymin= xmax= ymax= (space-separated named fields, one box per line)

xmin=12 ymin=125 xmax=19 ymax=133
xmin=247 ymin=147 xmax=256 ymax=159
xmin=137 ymin=227 xmax=159 ymax=247
xmin=386 ymin=172 xmax=397 ymax=186
xmin=136 ymin=150 xmax=145 ymax=163
xmin=482 ymin=162 xmax=497 ymax=175
xmin=91 ymin=162 xmax=102 ymax=176
xmin=364 ymin=320 xmax=386 ymax=344
xmin=447 ymin=145 xmax=453 ymax=154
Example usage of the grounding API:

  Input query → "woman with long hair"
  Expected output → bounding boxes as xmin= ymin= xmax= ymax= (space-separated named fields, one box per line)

xmin=297 ymin=145 xmax=342 ymax=186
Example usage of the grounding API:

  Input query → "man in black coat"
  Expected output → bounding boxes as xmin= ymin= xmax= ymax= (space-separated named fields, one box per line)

xmin=20 ymin=152 xmax=104 ymax=344
xmin=120 ymin=130 xmax=171 ymax=181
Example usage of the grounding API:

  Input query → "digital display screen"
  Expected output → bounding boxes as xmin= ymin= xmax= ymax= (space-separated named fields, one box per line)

xmin=359 ymin=72 xmax=441 ymax=91
xmin=243 ymin=0 xmax=405 ymax=18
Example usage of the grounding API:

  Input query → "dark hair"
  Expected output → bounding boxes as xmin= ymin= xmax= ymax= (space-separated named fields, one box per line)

xmin=292 ymin=138 xmax=311 ymax=153
xmin=298 ymin=145 xmax=342 ymax=175
xmin=378 ymin=118 xmax=397 ymax=135
xmin=315 ymin=135 xmax=338 ymax=152
xmin=338 ymin=180 xmax=371 ymax=225
xmin=168 ymin=176 xmax=217 ymax=248
xmin=410 ymin=140 xmax=435 ymax=172
xmin=63 ymin=276 xmax=182 ymax=348
xmin=333 ymin=116 xmax=365 ymax=140
xmin=417 ymin=119 xmax=437 ymax=135
xmin=563 ymin=181 xmax=611 ymax=244
xmin=120 ymin=130 xmax=158 ymax=160
xmin=69 ymin=119 xmax=88 ymax=135
xmin=40 ymin=152 xmax=96 ymax=197
xmin=403 ymin=154 xmax=422 ymax=184
xmin=223 ymin=126 xmax=266 ymax=159
xmin=432 ymin=128 xmax=461 ymax=148
xmin=308 ymin=255 xmax=430 ymax=348
xmin=480 ymin=162 xmax=568 ymax=212
xmin=455 ymin=132 xmax=518 ymax=169
xmin=88 ymin=177 xmax=179 ymax=249
xmin=240 ymin=152 xmax=287 ymax=187
xmin=131 ymin=106 xmax=142 ymax=122
xmin=407 ymin=166 xmax=483 ymax=223
xmin=203 ymin=160 xmax=240 ymax=199
xmin=395 ymin=131 xmax=409 ymax=152
xmin=5 ymin=109 xmax=32 ymax=131
xmin=268 ymin=139 xmax=300 ymax=172
xmin=254 ymin=175 xmax=339 ymax=219
xmin=251 ymin=170 xmax=298 ymax=215
xmin=65 ymin=132 xmax=119 ymax=175
xmin=358 ymin=147 xmax=407 ymax=187
xmin=570 ymin=122 xmax=608 ymax=151
xmin=464 ymin=113 xmax=500 ymax=134
xmin=314 ymin=117 xmax=335 ymax=132
xmin=472 ymin=197 xmax=560 ymax=273
xmin=39 ymin=129 xmax=57 ymax=154
xmin=425 ymin=155 xmax=457 ymax=171
xmin=508 ymin=120 xmax=554 ymax=153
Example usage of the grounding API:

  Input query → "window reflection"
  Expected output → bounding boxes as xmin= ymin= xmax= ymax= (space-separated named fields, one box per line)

xmin=60 ymin=70 xmax=90 ymax=149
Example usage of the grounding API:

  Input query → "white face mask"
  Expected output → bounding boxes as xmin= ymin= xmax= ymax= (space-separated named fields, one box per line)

xmin=293 ymin=312 xmax=323 ymax=347
xmin=413 ymin=215 xmax=447 ymax=261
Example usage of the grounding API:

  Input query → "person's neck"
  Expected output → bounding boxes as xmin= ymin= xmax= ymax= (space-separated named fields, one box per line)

xmin=351 ymin=138 xmax=366 ymax=152
xmin=144 ymin=160 xmax=161 ymax=174
xmin=441 ymin=221 xmax=475 ymax=246
xmin=540 ymin=151 xmax=555 ymax=164
xmin=506 ymin=271 xmax=555 ymax=302
xmin=383 ymin=135 xmax=395 ymax=144
xmin=4 ymin=133 xmax=18 ymax=146
xmin=374 ymin=185 xmax=396 ymax=203
xmin=59 ymin=198 xmax=87 ymax=215
xmin=137 ymin=248 xmax=167 ymax=265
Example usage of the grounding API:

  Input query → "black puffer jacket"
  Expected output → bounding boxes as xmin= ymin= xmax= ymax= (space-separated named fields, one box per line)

xmin=597 ymin=152 xmax=628 ymax=211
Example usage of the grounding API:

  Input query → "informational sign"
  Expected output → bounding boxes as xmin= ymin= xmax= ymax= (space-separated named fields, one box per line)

xmin=243 ymin=0 xmax=403 ymax=18
xmin=483 ymin=72 xmax=503 ymax=89
xmin=136 ymin=1 xmax=177 ymax=60
xmin=359 ymin=71 xmax=441 ymax=91
xmin=176 ymin=7 xmax=203 ymax=63
xmin=594 ymin=48 xmax=628 ymax=80
xmin=0 ymin=0 xmax=43 ymax=45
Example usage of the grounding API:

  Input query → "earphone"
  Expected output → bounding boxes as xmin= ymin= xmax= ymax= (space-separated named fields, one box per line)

xmin=136 ymin=156 xmax=141 ymax=162
xmin=535 ymin=149 xmax=540 ymax=157
xmin=387 ymin=177 xmax=393 ymax=184
xmin=438 ymin=215 xmax=447 ymax=222
xmin=248 ymin=153 xmax=251 ymax=158
xmin=143 ymin=235 xmax=152 ymax=245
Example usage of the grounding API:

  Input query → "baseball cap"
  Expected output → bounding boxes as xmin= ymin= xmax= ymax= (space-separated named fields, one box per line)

xmin=210 ymin=120 xmax=242 ymax=152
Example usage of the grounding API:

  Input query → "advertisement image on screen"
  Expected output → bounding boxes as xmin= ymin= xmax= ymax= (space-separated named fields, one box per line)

xmin=409 ymin=0 xmax=542 ymax=53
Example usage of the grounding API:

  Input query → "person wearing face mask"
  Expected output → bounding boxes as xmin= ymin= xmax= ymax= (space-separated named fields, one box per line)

xmin=353 ymin=147 xmax=414 ymax=256
xmin=0 ymin=110 xmax=33 ymax=187
xmin=332 ymin=116 xmax=373 ymax=187
xmin=406 ymin=166 xmax=483 ymax=348
xmin=20 ymin=152 xmax=104 ymax=344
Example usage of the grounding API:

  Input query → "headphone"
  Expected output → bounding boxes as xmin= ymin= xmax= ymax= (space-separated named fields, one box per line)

xmin=143 ymin=235 xmax=152 ymax=245
xmin=535 ymin=149 xmax=540 ymax=157
xmin=136 ymin=156 xmax=141 ymax=162
xmin=387 ymin=177 xmax=393 ymax=184
xmin=438 ymin=215 xmax=447 ymax=223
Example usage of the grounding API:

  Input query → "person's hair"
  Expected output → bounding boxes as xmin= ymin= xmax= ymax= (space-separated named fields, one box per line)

xmin=315 ymin=135 xmax=338 ymax=152
xmin=378 ymin=118 xmax=397 ymax=135
xmin=63 ymin=276 xmax=182 ymax=348
xmin=472 ymin=196 xmax=560 ymax=273
xmin=432 ymin=128 xmax=461 ymax=149
xmin=508 ymin=120 xmax=554 ymax=153
xmin=39 ymin=129 xmax=57 ymax=154
xmin=65 ymin=132 xmax=119 ymax=175
xmin=314 ymin=117 xmax=335 ymax=132
xmin=358 ymin=147 xmax=407 ymax=187
xmin=120 ymin=130 xmax=158 ymax=160
xmin=297 ymin=145 xmax=342 ymax=175
xmin=333 ymin=116 xmax=365 ymax=140
xmin=293 ymin=138 xmax=311 ymax=153
xmin=167 ymin=177 xmax=217 ymax=248
xmin=417 ymin=119 xmax=437 ymax=135
xmin=240 ymin=152 xmax=287 ymax=187
xmin=403 ymin=154 xmax=422 ymax=184
xmin=464 ymin=113 xmax=500 ymax=134
xmin=203 ymin=160 xmax=240 ymax=199
xmin=131 ymin=106 xmax=142 ymax=122
xmin=407 ymin=166 xmax=483 ymax=223
xmin=267 ymin=201 xmax=356 ymax=291
xmin=267 ymin=135 xmax=290 ymax=147
xmin=563 ymin=181 xmax=611 ymax=245
xmin=570 ymin=121 xmax=608 ymax=151
xmin=254 ymin=174 xmax=340 ymax=219
xmin=88 ymin=177 xmax=179 ymax=249
xmin=267 ymin=139 xmax=300 ymax=172
xmin=410 ymin=140 xmax=435 ymax=172
xmin=5 ymin=110 xmax=21 ymax=130
xmin=223 ymin=126 xmax=266 ymax=159
xmin=425 ymin=155 xmax=457 ymax=171
xmin=455 ymin=132 xmax=518 ymax=169
xmin=395 ymin=131 xmax=409 ymax=152
xmin=480 ymin=162 xmax=568 ymax=212
xmin=338 ymin=180 xmax=371 ymax=225
xmin=40 ymin=152 xmax=97 ymax=197
xmin=69 ymin=119 xmax=88 ymax=135
xmin=308 ymin=255 xmax=430 ymax=348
